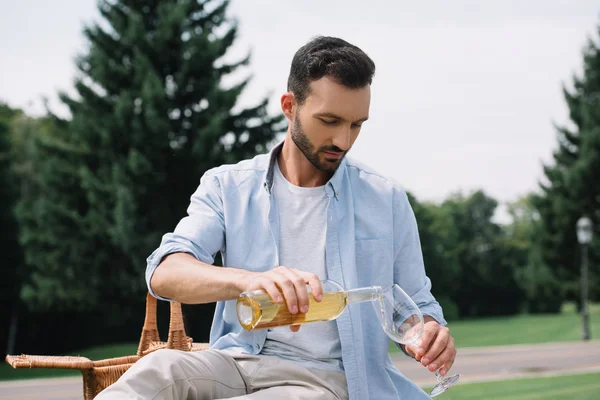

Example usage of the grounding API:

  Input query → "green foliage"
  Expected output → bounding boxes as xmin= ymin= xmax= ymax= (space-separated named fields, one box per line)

xmin=441 ymin=190 xmax=524 ymax=318
xmin=0 ymin=104 xmax=23 ymax=278
xmin=0 ymin=104 xmax=22 ymax=277
xmin=505 ymin=195 xmax=562 ymax=313
xmin=11 ymin=114 xmax=87 ymax=309
xmin=534 ymin=19 xmax=600 ymax=303
xmin=407 ymin=192 xmax=461 ymax=319
xmin=0 ymin=103 xmax=26 ymax=355
xmin=15 ymin=0 xmax=283 ymax=314
xmin=409 ymin=190 xmax=527 ymax=318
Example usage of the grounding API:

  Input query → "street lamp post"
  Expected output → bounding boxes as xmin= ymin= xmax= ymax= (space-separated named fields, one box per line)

xmin=576 ymin=216 xmax=593 ymax=341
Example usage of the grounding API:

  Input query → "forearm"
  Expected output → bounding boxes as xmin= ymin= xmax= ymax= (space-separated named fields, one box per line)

xmin=150 ymin=252 xmax=253 ymax=304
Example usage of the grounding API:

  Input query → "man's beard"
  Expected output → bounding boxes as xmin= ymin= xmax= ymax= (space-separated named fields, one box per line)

xmin=290 ymin=117 xmax=346 ymax=174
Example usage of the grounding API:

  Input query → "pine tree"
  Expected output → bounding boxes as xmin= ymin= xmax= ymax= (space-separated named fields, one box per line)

xmin=17 ymin=0 xmax=283 ymax=319
xmin=533 ymin=20 xmax=600 ymax=302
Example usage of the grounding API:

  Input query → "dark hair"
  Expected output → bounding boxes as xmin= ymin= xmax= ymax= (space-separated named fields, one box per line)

xmin=287 ymin=36 xmax=376 ymax=104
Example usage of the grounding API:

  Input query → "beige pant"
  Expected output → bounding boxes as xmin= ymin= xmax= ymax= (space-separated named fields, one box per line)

xmin=95 ymin=349 xmax=349 ymax=400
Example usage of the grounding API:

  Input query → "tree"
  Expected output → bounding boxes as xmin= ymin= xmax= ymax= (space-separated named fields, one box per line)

xmin=12 ymin=113 xmax=83 ymax=309
xmin=0 ymin=103 xmax=25 ymax=355
xmin=406 ymin=192 xmax=460 ymax=320
xmin=534 ymin=20 xmax=600 ymax=303
xmin=505 ymin=195 xmax=562 ymax=313
xmin=16 ymin=0 xmax=283 ymax=334
xmin=441 ymin=190 xmax=524 ymax=318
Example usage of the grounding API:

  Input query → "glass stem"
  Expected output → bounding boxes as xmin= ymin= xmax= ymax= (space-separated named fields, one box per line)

xmin=346 ymin=286 xmax=383 ymax=305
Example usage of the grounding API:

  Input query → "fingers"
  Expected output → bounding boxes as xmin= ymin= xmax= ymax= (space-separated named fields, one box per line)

xmin=421 ymin=326 xmax=450 ymax=368
xmin=289 ymin=325 xmax=301 ymax=332
xmin=403 ymin=344 xmax=419 ymax=359
xmin=258 ymin=278 xmax=284 ymax=305
xmin=418 ymin=324 xmax=457 ymax=378
xmin=275 ymin=267 xmax=309 ymax=313
xmin=262 ymin=267 xmax=321 ymax=315
xmin=248 ymin=267 xmax=323 ymax=316
xmin=301 ymin=271 xmax=323 ymax=302
xmin=413 ymin=323 xmax=436 ymax=361
xmin=435 ymin=337 xmax=457 ymax=375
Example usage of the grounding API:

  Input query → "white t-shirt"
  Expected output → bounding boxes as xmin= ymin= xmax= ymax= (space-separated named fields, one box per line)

xmin=259 ymin=160 xmax=343 ymax=371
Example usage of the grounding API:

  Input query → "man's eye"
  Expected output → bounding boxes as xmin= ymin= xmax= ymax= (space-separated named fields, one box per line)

xmin=320 ymin=119 xmax=337 ymax=125
xmin=352 ymin=123 xmax=362 ymax=128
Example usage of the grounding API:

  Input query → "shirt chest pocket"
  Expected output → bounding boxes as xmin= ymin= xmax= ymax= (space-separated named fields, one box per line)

xmin=354 ymin=238 xmax=393 ymax=287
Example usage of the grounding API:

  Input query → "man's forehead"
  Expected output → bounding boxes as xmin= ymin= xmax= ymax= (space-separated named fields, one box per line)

xmin=303 ymin=78 xmax=371 ymax=119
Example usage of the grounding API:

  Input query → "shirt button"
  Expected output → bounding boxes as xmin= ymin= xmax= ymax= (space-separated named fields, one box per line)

xmin=256 ymin=344 xmax=260 ymax=349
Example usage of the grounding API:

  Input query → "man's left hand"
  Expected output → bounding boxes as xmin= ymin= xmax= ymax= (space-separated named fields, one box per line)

xmin=404 ymin=316 xmax=457 ymax=376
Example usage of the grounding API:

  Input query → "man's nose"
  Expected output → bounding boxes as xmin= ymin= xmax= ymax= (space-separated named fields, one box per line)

xmin=332 ymin=127 xmax=352 ymax=152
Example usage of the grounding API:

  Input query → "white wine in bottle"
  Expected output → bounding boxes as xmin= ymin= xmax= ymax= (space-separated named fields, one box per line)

xmin=236 ymin=280 xmax=381 ymax=330
xmin=237 ymin=291 xmax=348 ymax=330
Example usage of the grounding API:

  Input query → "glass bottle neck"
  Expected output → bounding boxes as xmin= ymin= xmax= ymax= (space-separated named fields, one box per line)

xmin=346 ymin=286 xmax=383 ymax=305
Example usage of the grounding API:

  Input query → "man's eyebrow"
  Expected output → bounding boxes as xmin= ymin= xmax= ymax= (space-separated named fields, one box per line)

xmin=314 ymin=112 xmax=342 ymax=120
xmin=314 ymin=112 xmax=369 ymax=123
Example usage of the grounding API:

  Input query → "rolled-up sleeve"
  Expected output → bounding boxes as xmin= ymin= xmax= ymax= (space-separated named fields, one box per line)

xmin=145 ymin=171 xmax=225 ymax=300
xmin=393 ymin=188 xmax=447 ymax=327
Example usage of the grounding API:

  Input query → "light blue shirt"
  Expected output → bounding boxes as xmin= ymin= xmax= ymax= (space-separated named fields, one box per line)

xmin=146 ymin=141 xmax=447 ymax=400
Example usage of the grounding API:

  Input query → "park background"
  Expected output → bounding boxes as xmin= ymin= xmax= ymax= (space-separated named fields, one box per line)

xmin=1 ymin=1 xmax=599 ymax=398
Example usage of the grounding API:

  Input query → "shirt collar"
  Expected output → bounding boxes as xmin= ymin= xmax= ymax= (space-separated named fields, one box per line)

xmin=263 ymin=140 xmax=345 ymax=200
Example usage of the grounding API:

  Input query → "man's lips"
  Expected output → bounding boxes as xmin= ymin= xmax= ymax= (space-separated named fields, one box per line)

xmin=323 ymin=151 xmax=344 ymax=159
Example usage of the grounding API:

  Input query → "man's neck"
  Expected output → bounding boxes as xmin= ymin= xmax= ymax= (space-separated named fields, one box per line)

xmin=278 ymin=135 xmax=332 ymax=187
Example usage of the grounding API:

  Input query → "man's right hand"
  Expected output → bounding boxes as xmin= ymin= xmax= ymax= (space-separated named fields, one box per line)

xmin=242 ymin=266 xmax=323 ymax=331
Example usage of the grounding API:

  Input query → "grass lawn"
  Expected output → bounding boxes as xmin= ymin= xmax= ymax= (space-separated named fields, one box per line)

xmin=390 ymin=302 xmax=600 ymax=351
xmin=1 ymin=343 xmax=138 ymax=381
xmin=423 ymin=372 xmax=600 ymax=400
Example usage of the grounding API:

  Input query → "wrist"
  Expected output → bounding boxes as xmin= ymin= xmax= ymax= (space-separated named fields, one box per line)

xmin=226 ymin=267 xmax=254 ymax=295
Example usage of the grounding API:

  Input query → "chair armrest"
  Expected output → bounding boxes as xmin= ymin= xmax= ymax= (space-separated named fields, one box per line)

xmin=5 ymin=355 xmax=94 ymax=370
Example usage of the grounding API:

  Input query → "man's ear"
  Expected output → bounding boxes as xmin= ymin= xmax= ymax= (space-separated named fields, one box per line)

xmin=280 ymin=91 xmax=296 ymax=121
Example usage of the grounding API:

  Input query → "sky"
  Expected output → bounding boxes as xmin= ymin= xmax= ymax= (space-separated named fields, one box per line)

xmin=1 ymin=0 xmax=599 ymax=222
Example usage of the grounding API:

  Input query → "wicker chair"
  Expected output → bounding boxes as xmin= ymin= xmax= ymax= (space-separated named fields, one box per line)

xmin=5 ymin=293 xmax=209 ymax=399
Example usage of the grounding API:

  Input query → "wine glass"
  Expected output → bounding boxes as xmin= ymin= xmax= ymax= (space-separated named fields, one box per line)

xmin=372 ymin=284 xmax=461 ymax=397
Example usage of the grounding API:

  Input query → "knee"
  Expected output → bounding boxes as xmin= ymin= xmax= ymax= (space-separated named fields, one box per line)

xmin=109 ymin=349 xmax=180 ymax=385
xmin=136 ymin=349 xmax=184 ymax=375
xmin=139 ymin=349 xmax=180 ymax=366
xmin=125 ymin=349 xmax=223 ymax=383
xmin=96 ymin=350 xmax=184 ymax=399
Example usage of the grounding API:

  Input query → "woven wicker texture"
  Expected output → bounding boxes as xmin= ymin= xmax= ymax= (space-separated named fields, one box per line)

xmin=5 ymin=293 xmax=209 ymax=399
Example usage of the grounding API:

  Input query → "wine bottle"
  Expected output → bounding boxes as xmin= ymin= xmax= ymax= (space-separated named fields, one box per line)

xmin=236 ymin=280 xmax=382 ymax=330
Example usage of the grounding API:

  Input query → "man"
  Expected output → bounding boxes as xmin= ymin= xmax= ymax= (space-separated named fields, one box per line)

xmin=97 ymin=36 xmax=456 ymax=400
